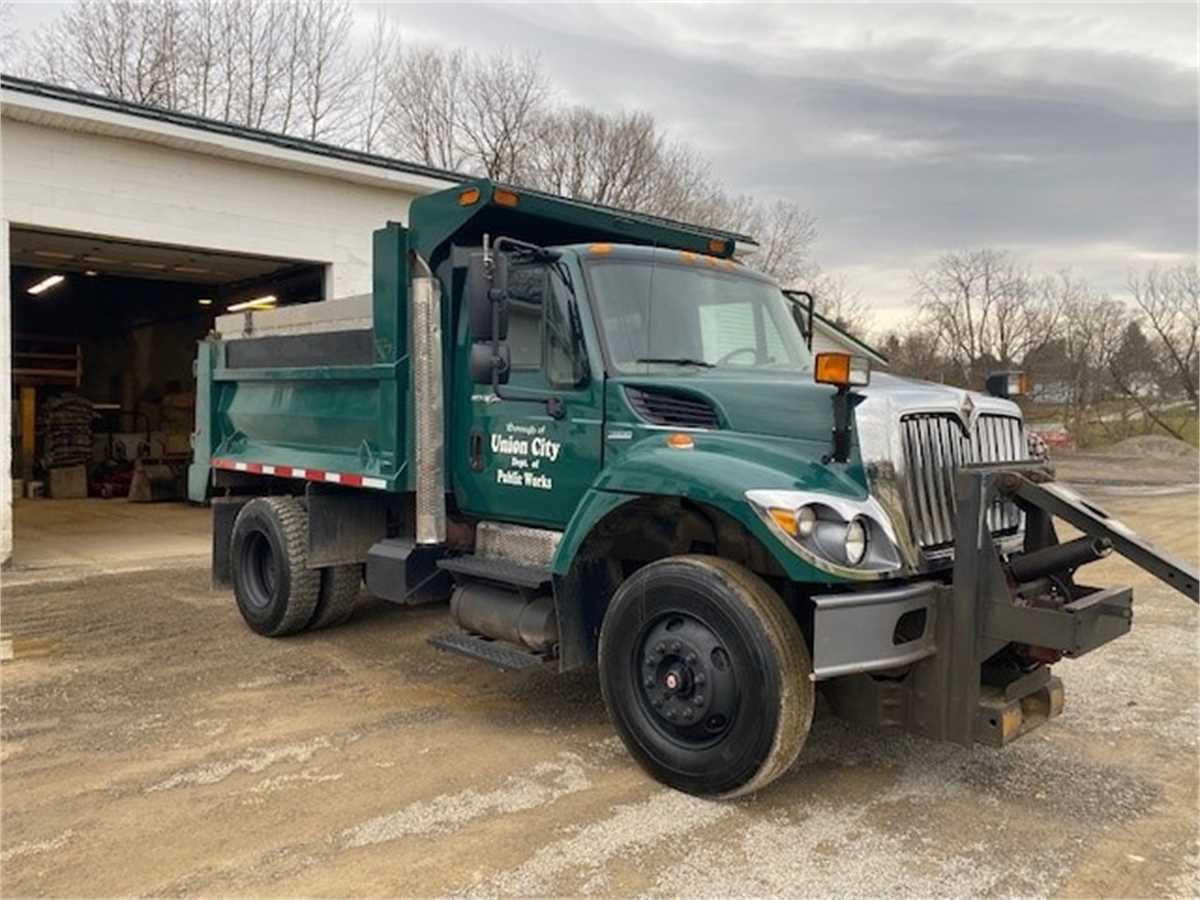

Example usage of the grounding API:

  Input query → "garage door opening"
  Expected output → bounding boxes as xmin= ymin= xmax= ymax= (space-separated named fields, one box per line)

xmin=8 ymin=226 xmax=325 ymax=570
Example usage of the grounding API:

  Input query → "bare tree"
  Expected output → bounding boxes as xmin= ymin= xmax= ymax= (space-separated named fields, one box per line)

xmin=724 ymin=197 xmax=819 ymax=287
xmin=1126 ymin=263 xmax=1199 ymax=403
xmin=913 ymin=249 xmax=1060 ymax=386
xmin=811 ymin=272 xmax=869 ymax=336
xmin=527 ymin=107 xmax=665 ymax=209
xmin=32 ymin=0 xmax=185 ymax=106
xmin=881 ymin=326 xmax=951 ymax=383
xmin=381 ymin=44 xmax=468 ymax=171
xmin=296 ymin=0 xmax=360 ymax=142
xmin=357 ymin=8 xmax=401 ymax=153
xmin=457 ymin=49 xmax=550 ymax=180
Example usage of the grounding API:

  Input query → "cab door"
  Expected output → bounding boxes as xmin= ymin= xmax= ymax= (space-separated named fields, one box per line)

xmin=450 ymin=258 xmax=602 ymax=529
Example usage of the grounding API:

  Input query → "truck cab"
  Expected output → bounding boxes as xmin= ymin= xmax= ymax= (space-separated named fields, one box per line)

xmin=192 ymin=180 xmax=1197 ymax=798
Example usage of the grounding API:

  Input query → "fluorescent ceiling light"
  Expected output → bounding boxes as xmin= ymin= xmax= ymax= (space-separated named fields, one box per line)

xmin=227 ymin=294 xmax=277 ymax=312
xmin=198 ymin=298 xmax=214 ymax=306
xmin=174 ymin=265 xmax=210 ymax=275
xmin=84 ymin=270 xmax=98 ymax=277
xmin=130 ymin=261 xmax=168 ymax=270
xmin=28 ymin=274 xmax=65 ymax=295
xmin=83 ymin=255 xmax=119 ymax=264
xmin=33 ymin=250 xmax=75 ymax=260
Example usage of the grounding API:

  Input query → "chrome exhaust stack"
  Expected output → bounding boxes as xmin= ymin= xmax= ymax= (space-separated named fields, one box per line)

xmin=411 ymin=253 xmax=446 ymax=545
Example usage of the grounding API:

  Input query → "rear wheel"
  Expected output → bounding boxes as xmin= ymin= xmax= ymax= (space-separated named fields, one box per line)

xmin=308 ymin=564 xmax=362 ymax=630
xmin=599 ymin=555 xmax=814 ymax=798
xmin=231 ymin=497 xmax=320 ymax=636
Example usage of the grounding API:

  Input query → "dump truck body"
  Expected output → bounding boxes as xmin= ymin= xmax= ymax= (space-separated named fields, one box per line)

xmin=192 ymin=179 xmax=1198 ymax=797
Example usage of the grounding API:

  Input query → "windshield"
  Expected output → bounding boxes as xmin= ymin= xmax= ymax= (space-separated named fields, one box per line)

xmin=585 ymin=258 xmax=813 ymax=374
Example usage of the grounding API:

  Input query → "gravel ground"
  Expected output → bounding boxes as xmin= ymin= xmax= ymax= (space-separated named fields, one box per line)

xmin=1 ymin=487 xmax=1196 ymax=897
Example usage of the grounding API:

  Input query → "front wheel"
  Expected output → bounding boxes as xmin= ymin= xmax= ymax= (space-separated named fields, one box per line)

xmin=598 ymin=555 xmax=814 ymax=798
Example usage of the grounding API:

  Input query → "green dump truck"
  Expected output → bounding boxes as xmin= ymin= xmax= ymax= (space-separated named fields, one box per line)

xmin=191 ymin=179 xmax=1198 ymax=797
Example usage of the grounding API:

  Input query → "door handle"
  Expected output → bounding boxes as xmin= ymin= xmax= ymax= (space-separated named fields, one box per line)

xmin=469 ymin=430 xmax=485 ymax=472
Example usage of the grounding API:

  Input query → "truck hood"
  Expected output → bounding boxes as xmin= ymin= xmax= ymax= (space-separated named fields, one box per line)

xmin=613 ymin=369 xmax=837 ymax=444
xmin=853 ymin=371 xmax=1023 ymax=425
xmin=613 ymin=369 xmax=1022 ymax=445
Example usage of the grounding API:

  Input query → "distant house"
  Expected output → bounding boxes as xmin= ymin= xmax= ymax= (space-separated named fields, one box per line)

xmin=808 ymin=310 xmax=890 ymax=368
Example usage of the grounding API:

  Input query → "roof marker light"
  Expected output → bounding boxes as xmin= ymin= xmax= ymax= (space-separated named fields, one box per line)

xmin=493 ymin=189 xmax=520 ymax=207
xmin=459 ymin=187 xmax=481 ymax=206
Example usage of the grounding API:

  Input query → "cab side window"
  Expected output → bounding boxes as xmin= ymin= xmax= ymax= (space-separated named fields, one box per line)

xmin=505 ymin=264 xmax=547 ymax=369
xmin=504 ymin=262 xmax=585 ymax=387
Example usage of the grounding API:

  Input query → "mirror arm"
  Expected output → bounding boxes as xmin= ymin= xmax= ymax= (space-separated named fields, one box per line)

xmin=785 ymin=289 xmax=816 ymax=351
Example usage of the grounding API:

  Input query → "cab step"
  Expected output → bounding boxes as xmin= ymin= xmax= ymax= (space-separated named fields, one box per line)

xmin=428 ymin=631 xmax=554 ymax=670
xmin=436 ymin=555 xmax=551 ymax=589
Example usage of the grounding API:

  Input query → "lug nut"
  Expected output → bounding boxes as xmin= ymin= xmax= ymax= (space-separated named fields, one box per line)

xmin=694 ymin=695 xmax=705 ymax=706
xmin=644 ymin=678 xmax=654 ymax=688
xmin=686 ymin=652 xmax=697 ymax=664
xmin=670 ymin=641 xmax=681 ymax=652
xmin=655 ymin=642 xmax=666 ymax=654
xmin=695 ymin=673 xmax=706 ymax=685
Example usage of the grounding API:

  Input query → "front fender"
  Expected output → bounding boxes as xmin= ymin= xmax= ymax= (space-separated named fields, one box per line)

xmin=552 ymin=431 xmax=870 ymax=583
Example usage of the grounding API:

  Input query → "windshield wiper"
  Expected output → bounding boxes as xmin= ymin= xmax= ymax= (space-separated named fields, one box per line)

xmin=635 ymin=357 xmax=716 ymax=368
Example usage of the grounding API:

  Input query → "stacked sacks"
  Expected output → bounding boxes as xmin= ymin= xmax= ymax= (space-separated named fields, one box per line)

xmin=39 ymin=393 xmax=95 ymax=469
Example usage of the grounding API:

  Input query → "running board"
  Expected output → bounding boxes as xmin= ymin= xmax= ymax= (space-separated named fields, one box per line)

xmin=437 ymin=555 xmax=551 ymax=589
xmin=428 ymin=631 xmax=554 ymax=671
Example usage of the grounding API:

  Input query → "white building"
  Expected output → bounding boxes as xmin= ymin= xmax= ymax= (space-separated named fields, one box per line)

xmin=2 ymin=76 xmax=462 ymax=561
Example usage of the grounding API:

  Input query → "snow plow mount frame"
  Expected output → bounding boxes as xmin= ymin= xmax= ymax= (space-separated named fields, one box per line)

xmin=825 ymin=462 xmax=1197 ymax=747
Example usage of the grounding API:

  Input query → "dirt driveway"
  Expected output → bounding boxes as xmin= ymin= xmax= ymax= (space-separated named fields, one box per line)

xmin=2 ymin=486 xmax=1196 ymax=897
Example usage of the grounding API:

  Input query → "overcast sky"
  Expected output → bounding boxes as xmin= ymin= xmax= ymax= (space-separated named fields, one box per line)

xmin=9 ymin=2 xmax=1198 ymax=327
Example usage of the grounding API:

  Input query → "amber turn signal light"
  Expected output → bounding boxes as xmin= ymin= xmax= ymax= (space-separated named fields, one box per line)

xmin=493 ymin=188 xmax=520 ymax=207
xmin=458 ymin=187 xmax=481 ymax=206
xmin=815 ymin=352 xmax=870 ymax=388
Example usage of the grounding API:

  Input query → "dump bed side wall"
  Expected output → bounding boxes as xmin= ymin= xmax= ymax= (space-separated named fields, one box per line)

xmin=188 ymin=224 xmax=412 ymax=499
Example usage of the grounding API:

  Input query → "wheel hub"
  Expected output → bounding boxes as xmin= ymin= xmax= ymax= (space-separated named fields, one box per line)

xmin=638 ymin=614 xmax=738 ymax=743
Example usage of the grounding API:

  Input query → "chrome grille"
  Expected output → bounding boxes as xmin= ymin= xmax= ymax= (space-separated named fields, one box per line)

xmin=900 ymin=413 xmax=1026 ymax=551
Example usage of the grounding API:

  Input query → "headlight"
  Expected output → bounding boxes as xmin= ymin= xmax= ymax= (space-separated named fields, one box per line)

xmin=745 ymin=489 xmax=903 ymax=580
xmin=796 ymin=505 xmax=817 ymax=538
xmin=844 ymin=518 xmax=867 ymax=565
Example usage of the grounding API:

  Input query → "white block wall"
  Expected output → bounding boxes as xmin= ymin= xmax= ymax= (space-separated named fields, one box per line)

xmin=1 ymin=103 xmax=446 ymax=564
xmin=2 ymin=118 xmax=423 ymax=299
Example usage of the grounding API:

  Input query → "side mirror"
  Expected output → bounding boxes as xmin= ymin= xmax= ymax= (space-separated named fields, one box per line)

xmin=470 ymin=341 xmax=510 ymax=386
xmin=466 ymin=251 xmax=509 ymax=341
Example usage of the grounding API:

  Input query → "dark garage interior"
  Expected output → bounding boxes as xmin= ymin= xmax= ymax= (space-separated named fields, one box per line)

xmin=8 ymin=226 xmax=325 ymax=551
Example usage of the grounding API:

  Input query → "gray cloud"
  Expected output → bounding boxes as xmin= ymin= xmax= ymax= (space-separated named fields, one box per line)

xmin=388 ymin=2 xmax=1197 ymax=318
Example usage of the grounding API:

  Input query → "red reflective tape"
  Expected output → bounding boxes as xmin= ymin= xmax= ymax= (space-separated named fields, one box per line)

xmin=276 ymin=466 xmax=293 ymax=478
xmin=340 ymin=473 xmax=363 ymax=487
xmin=246 ymin=463 xmax=262 ymax=474
xmin=305 ymin=469 xmax=327 ymax=482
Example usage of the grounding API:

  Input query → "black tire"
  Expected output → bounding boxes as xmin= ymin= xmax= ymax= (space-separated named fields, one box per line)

xmin=230 ymin=496 xmax=320 ymax=637
xmin=308 ymin=565 xmax=362 ymax=630
xmin=598 ymin=555 xmax=814 ymax=798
